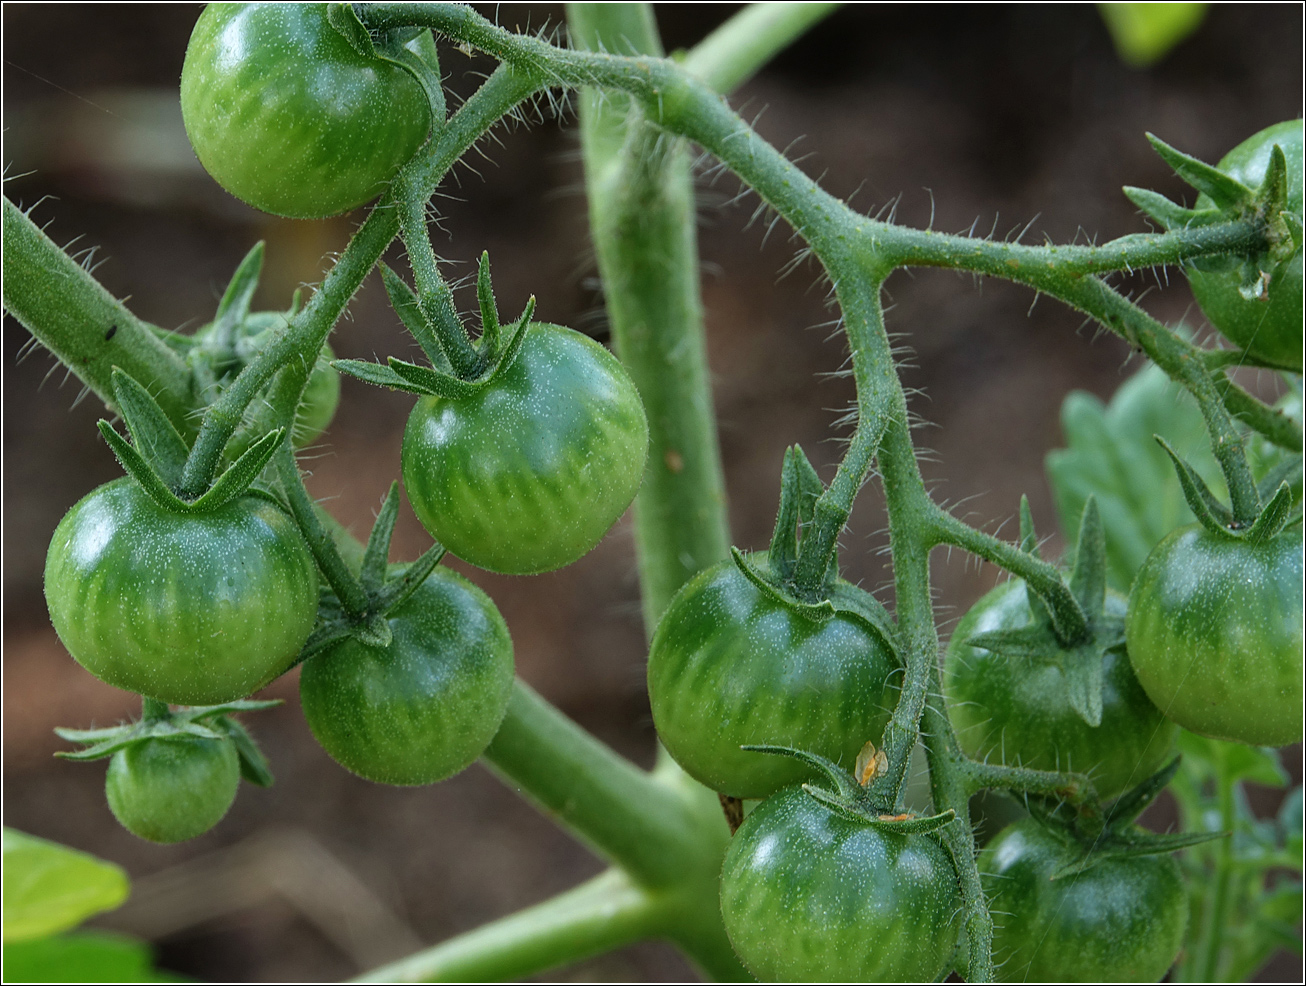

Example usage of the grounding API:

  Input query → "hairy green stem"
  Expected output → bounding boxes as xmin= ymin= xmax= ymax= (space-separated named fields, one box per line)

xmin=1197 ymin=760 xmax=1237 ymax=980
xmin=2 ymin=197 xmax=194 ymax=434
xmin=929 ymin=507 xmax=1088 ymax=643
xmin=680 ymin=2 xmax=841 ymax=94
xmin=351 ymin=869 xmax=660 ymax=983
xmin=963 ymin=757 xmax=1098 ymax=803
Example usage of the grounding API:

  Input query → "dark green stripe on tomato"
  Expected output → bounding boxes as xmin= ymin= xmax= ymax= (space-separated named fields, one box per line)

xmin=402 ymin=323 xmax=649 ymax=575
xmin=299 ymin=567 xmax=514 ymax=786
xmin=44 ymin=478 xmax=319 ymax=705
xmin=647 ymin=556 xmax=899 ymax=800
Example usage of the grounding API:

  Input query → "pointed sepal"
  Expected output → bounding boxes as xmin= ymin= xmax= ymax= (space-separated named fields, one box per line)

xmin=212 ymin=716 xmax=275 ymax=787
xmin=1068 ymin=497 xmax=1107 ymax=624
xmin=332 ymin=359 xmax=437 ymax=397
xmin=1245 ymin=482 xmax=1296 ymax=544
xmin=740 ymin=744 xmax=864 ymax=803
xmin=731 ymin=547 xmax=835 ymax=624
xmin=769 ymin=445 xmax=825 ymax=580
xmin=326 ymin=2 xmax=375 ymax=58
xmin=212 ymin=242 xmax=264 ymax=337
xmin=111 ymin=369 xmax=190 ymax=488
xmin=1061 ymin=647 xmax=1105 ymax=728
xmin=1146 ymin=134 xmax=1255 ymax=210
xmin=387 ymin=358 xmax=482 ymax=400
xmin=379 ymin=263 xmax=452 ymax=372
xmin=1122 ymin=187 xmax=1223 ymax=230
xmin=1156 ymin=435 xmax=1236 ymax=534
xmin=373 ymin=542 xmax=447 ymax=616
xmin=97 ymin=420 xmax=189 ymax=512
xmin=476 ymin=251 xmax=501 ymax=358
xmin=361 ymin=483 xmax=402 ymax=593
xmin=189 ymin=427 xmax=286 ymax=512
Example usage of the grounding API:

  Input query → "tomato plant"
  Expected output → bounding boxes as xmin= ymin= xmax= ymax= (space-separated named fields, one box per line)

xmin=299 ymin=566 xmax=514 ymax=785
xmin=104 ymin=736 xmax=240 ymax=845
xmin=1186 ymin=120 xmax=1304 ymax=372
xmin=5 ymin=3 xmax=1302 ymax=983
xmin=945 ymin=580 xmax=1177 ymax=798
xmin=179 ymin=3 xmax=433 ymax=218
xmin=720 ymin=785 xmax=961 ymax=982
xmin=1126 ymin=524 xmax=1304 ymax=747
xmin=401 ymin=322 xmax=649 ymax=575
xmin=980 ymin=818 xmax=1188 ymax=982
xmin=43 ymin=478 xmax=319 ymax=706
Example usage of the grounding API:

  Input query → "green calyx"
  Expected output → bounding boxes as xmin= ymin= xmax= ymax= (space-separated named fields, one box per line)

xmin=100 ymin=368 xmax=286 ymax=515
xmin=1156 ymin=435 xmax=1302 ymax=542
xmin=741 ymin=744 xmax=955 ymax=835
xmin=962 ymin=496 xmax=1123 ymax=726
xmin=1027 ymin=758 xmax=1225 ymax=879
xmin=725 ymin=445 xmax=900 ymax=656
xmin=55 ymin=699 xmax=279 ymax=788
xmin=334 ymin=253 xmax=538 ymax=398
xmin=1127 ymin=133 xmax=1298 ymax=300
xmin=298 ymin=482 xmax=448 ymax=659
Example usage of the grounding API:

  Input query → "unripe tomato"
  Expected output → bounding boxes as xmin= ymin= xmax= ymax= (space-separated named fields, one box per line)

xmin=299 ymin=567 xmax=514 ymax=785
xmin=44 ymin=479 xmax=319 ymax=705
xmin=180 ymin=4 xmax=432 ymax=218
xmin=1126 ymin=524 xmax=1303 ymax=747
xmin=1187 ymin=120 xmax=1304 ymax=371
xmin=721 ymin=786 xmax=961 ymax=982
xmin=647 ymin=556 xmax=899 ymax=800
xmin=944 ymin=581 xmax=1177 ymax=798
xmin=105 ymin=736 xmax=240 ymax=844
xmin=980 ymin=819 xmax=1188 ymax=982
xmin=402 ymin=323 xmax=648 ymax=575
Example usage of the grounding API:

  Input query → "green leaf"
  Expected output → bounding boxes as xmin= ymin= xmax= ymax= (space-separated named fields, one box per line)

xmin=1097 ymin=2 xmax=1208 ymax=67
xmin=110 ymin=370 xmax=190 ymax=488
xmin=2 ymin=931 xmax=176 ymax=984
xmin=1046 ymin=364 xmax=1225 ymax=589
xmin=2 ymin=830 xmax=129 ymax=942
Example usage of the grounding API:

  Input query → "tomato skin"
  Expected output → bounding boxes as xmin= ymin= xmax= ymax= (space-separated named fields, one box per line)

xmin=105 ymin=736 xmax=240 ymax=844
xmin=646 ymin=556 xmax=899 ymax=800
xmin=1125 ymin=524 xmax=1304 ymax=747
xmin=980 ymin=819 xmax=1187 ymax=982
xmin=180 ymin=3 xmax=431 ymax=218
xmin=299 ymin=567 xmax=514 ymax=785
xmin=1187 ymin=120 xmax=1304 ymax=371
xmin=944 ymin=582 xmax=1177 ymax=798
xmin=402 ymin=323 xmax=649 ymax=576
xmin=44 ymin=478 xmax=319 ymax=705
xmin=720 ymin=786 xmax=961 ymax=982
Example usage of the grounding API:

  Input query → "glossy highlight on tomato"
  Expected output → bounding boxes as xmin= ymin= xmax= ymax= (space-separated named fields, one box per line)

xmin=944 ymin=581 xmax=1177 ymax=798
xmin=106 ymin=736 xmax=240 ymax=844
xmin=402 ymin=323 xmax=649 ymax=575
xmin=647 ymin=555 xmax=899 ymax=799
xmin=299 ymin=567 xmax=514 ymax=785
xmin=180 ymin=3 xmax=432 ymax=218
xmin=1126 ymin=524 xmax=1304 ymax=747
xmin=980 ymin=818 xmax=1187 ymax=982
xmin=721 ymin=785 xmax=961 ymax=982
xmin=44 ymin=478 xmax=319 ymax=705
xmin=1188 ymin=120 xmax=1304 ymax=371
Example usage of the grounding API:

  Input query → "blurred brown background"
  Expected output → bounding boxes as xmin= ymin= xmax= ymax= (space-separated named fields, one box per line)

xmin=3 ymin=3 xmax=1302 ymax=981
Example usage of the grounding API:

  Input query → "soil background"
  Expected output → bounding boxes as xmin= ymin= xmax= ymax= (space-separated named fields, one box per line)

xmin=3 ymin=4 xmax=1302 ymax=981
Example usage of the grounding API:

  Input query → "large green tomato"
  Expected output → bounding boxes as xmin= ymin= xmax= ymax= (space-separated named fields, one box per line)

xmin=402 ymin=323 xmax=648 ymax=575
xmin=44 ymin=478 xmax=319 ymax=705
xmin=299 ymin=567 xmax=514 ymax=785
xmin=1187 ymin=120 xmax=1304 ymax=371
xmin=646 ymin=556 xmax=899 ymax=800
xmin=105 ymin=736 xmax=240 ymax=844
xmin=1126 ymin=524 xmax=1303 ymax=747
xmin=980 ymin=819 xmax=1188 ymax=982
xmin=180 ymin=3 xmax=432 ymax=218
xmin=944 ymin=581 xmax=1177 ymax=798
xmin=720 ymin=786 xmax=961 ymax=982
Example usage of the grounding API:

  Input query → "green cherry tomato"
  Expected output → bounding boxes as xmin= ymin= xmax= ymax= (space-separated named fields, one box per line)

xmin=944 ymin=581 xmax=1177 ymax=798
xmin=646 ymin=556 xmax=899 ymax=799
xmin=105 ymin=736 xmax=240 ymax=844
xmin=980 ymin=819 xmax=1187 ymax=982
xmin=1126 ymin=524 xmax=1304 ymax=747
xmin=1187 ymin=120 xmax=1304 ymax=371
xmin=402 ymin=323 xmax=649 ymax=576
xmin=720 ymin=786 xmax=961 ymax=982
xmin=180 ymin=3 xmax=432 ymax=218
xmin=299 ymin=567 xmax=514 ymax=785
xmin=44 ymin=478 xmax=319 ymax=705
